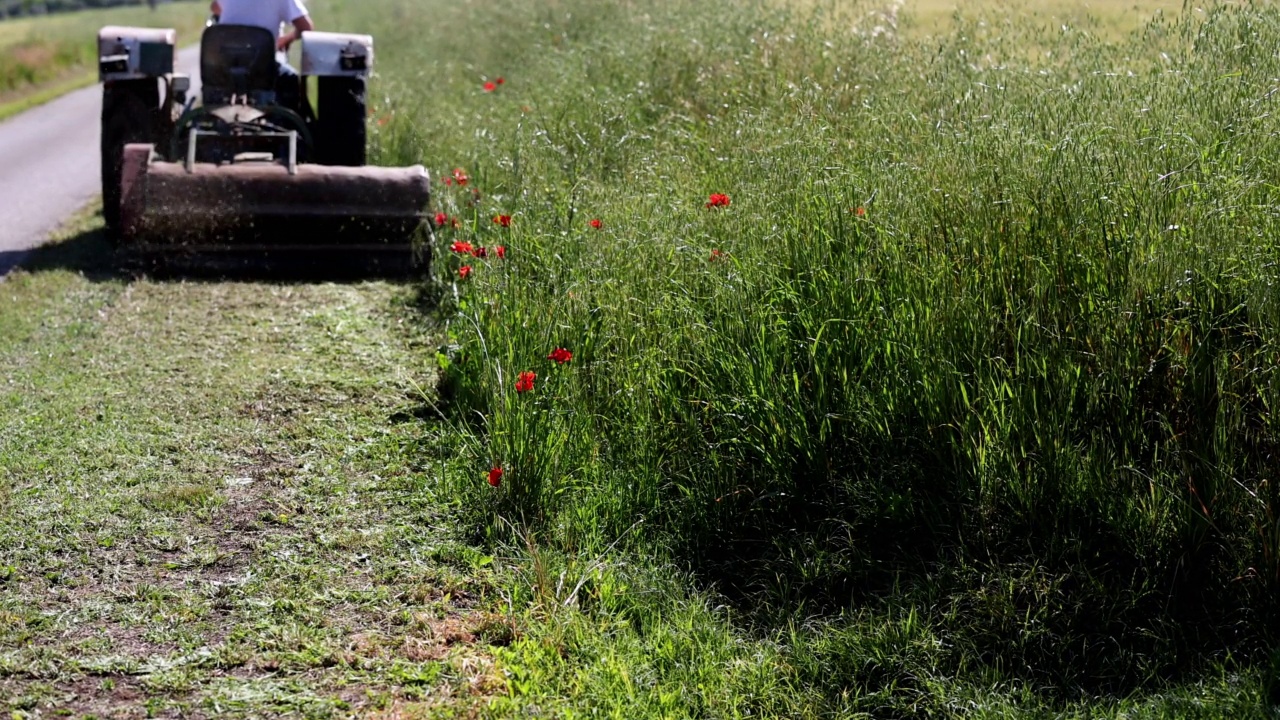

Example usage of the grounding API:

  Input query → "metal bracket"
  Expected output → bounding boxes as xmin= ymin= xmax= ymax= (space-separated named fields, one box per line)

xmin=184 ymin=129 xmax=298 ymax=174
xmin=186 ymin=129 xmax=201 ymax=173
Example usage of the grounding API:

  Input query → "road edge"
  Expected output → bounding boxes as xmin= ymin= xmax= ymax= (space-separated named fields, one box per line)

xmin=0 ymin=72 xmax=99 ymax=125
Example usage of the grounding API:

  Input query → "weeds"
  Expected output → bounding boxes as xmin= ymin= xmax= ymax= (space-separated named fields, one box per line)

xmin=8 ymin=0 xmax=1279 ymax=715
xmin=357 ymin=0 xmax=1280 ymax=714
xmin=0 ymin=2 xmax=206 ymax=101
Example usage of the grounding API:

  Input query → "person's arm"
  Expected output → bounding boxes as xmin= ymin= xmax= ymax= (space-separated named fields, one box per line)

xmin=276 ymin=13 xmax=314 ymax=51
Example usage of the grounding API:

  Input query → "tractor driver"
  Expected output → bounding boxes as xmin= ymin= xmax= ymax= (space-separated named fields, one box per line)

xmin=208 ymin=0 xmax=314 ymax=116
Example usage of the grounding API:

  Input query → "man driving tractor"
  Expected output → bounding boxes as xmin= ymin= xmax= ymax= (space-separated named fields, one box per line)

xmin=208 ymin=0 xmax=314 ymax=115
xmin=96 ymin=1 xmax=429 ymax=256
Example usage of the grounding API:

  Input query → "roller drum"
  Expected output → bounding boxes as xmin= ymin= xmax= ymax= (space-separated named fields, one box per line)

xmin=119 ymin=144 xmax=431 ymax=248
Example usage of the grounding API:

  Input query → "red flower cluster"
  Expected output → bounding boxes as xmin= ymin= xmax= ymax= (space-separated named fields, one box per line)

xmin=444 ymin=168 xmax=470 ymax=186
xmin=854 ymin=206 xmax=866 ymax=217
xmin=710 ymin=248 xmax=727 ymax=262
xmin=493 ymin=215 xmax=512 ymax=227
xmin=488 ymin=466 xmax=503 ymax=487
xmin=434 ymin=212 xmax=451 ymax=228
xmin=451 ymin=241 xmax=473 ymax=254
xmin=589 ymin=219 xmax=603 ymax=229
xmin=547 ymin=347 xmax=573 ymax=364
xmin=705 ymin=193 xmax=731 ymax=209
xmin=483 ymin=81 xmax=496 ymax=92
xmin=515 ymin=371 xmax=536 ymax=393
xmin=471 ymin=246 xmax=488 ymax=259
xmin=459 ymin=265 xmax=473 ymax=279
xmin=496 ymin=245 xmax=507 ymax=259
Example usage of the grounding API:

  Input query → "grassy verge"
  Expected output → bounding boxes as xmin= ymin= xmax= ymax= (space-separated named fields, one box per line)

xmin=902 ymin=0 xmax=1192 ymax=38
xmin=355 ymin=0 xmax=1280 ymax=714
xmin=0 ymin=212 xmax=503 ymax=717
xmin=6 ymin=0 xmax=1280 ymax=715
xmin=0 ymin=2 xmax=205 ymax=119
xmin=0 ymin=70 xmax=93 ymax=121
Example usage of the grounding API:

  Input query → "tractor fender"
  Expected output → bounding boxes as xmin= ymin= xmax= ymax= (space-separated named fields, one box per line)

xmin=300 ymin=31 xmax=373 ymax=77
xmin=99 ymin=26 xmax=176 ymax=82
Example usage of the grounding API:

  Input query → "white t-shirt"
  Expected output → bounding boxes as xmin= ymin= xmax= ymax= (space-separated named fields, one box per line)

xmin=218 ymin=0 xmax=309 ymax=35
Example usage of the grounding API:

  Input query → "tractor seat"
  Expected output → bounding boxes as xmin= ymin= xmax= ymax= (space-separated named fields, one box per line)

xmin=200 ymin=24 xmax=278 ymax=106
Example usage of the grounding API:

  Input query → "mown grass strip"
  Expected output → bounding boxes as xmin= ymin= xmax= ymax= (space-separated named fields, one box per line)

xmin=0 ymin=217 xmax=504 ymax=717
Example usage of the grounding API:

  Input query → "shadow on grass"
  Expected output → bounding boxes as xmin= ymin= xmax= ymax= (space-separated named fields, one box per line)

xmin=0 ymin=225 xmax=118 ymax=281
xmin=660 ymin=428 xmax=1280 ymax=700
xmin=2 ymin=223 xmax=434 ymax=285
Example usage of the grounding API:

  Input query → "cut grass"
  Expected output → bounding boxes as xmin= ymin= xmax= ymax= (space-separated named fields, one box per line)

xmin=0 ymin=213 xmax=502 ymax=717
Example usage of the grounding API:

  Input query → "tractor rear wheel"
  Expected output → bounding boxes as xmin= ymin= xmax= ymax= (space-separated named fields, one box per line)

xmin=316 ymin=76 xmax=367 ymax=167
xmin=101 ymin=79 xmax=159 ymax=242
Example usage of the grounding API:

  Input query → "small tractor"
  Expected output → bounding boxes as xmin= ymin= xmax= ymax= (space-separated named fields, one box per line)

xmin=97 ymin=20 xmax=431 ymax=271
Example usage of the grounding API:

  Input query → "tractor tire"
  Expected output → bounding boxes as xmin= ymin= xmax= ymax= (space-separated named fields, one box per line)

xmin=101 ymin=79 xmax=159 ymax=242
xmin=316 ymin=76 xmax=367 ymax=167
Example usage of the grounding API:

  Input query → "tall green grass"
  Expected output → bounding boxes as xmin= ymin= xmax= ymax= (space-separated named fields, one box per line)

xmin=0 ymin=1 xmax=204 ymax=98
xmin=351 ymin=0 xmax=1280 ymax=713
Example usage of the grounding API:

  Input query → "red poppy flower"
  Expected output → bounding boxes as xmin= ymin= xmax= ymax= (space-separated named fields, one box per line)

xmin=493 ymin=215 xmax=512 ymax=227
xmin=547 ymin=347 xmax=573 ymax=364
xmin=710 ymin=248 xmax=727 ymax=261
xmin=589 ymin=219 xmax=603 ymax=229
xmin=488 ymin=466 xmax=503 ymax=487
xmin=452 ymin=168 xmax=469 ymax=186
xmin=459 ymin=265 xmax=473 ymax=279
xmin=450 ymin=241 xmax=473 ymax=254
xmin=377 ymin=115 xmax=391 ymax=127
xmin=515 ymin=371 xmax=536 ymax=393
xmin=854 ymin=207 xmax=866 ymax=217
xmin=483 ymin=81 xmax=497 ymax=92
xmin=496 ymin=245 xmax=506 ymax=259
xmin=496 ymin=77 xmax=505 ymax=85
xmin=705 ymin=193 xmax=731 ymax=209
xmin=434 ymin=212 xmax=449 ymax=228
xmin=472 ymin=246 xmax=488 ymax=259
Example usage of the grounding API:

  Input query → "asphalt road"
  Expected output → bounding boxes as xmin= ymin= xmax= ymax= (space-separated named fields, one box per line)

xmin=0 ymin=46 xmax=201 ymax=277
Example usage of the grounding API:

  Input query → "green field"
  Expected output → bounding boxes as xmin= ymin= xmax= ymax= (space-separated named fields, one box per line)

xmin=904 ymin=0 xmax=1192 ymax=35
xmin=0 ymin=1 xmax=205 ymax=117
xmin=5 ymin=0 xmax=1280 ymax=716
xmin=372 ymin=0 xmax=1280 ymax=714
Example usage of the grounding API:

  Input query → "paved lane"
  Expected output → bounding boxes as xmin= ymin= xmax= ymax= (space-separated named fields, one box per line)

xmin=0 ymin=46 xmax=200 ymax=276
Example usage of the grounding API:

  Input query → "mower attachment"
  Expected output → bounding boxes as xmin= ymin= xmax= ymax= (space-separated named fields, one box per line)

xmin=119 ymin=143 xmax=431 ymax=249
